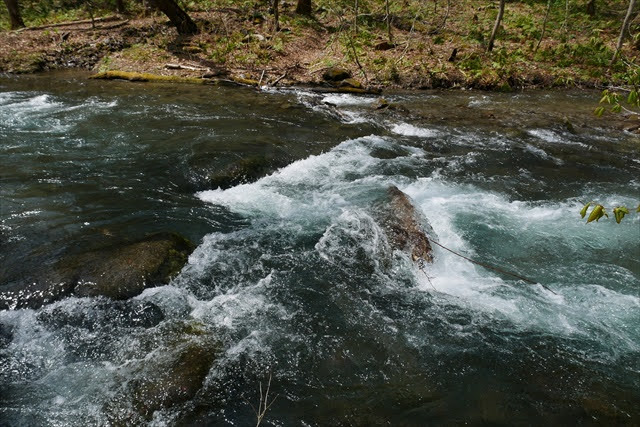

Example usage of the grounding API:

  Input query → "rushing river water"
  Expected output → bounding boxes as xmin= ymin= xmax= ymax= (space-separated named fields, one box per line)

xmin=1 ymin=72 xmax=639 ymax=425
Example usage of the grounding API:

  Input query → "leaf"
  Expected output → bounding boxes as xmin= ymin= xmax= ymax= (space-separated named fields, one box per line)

xmin=594 ymin=106 xmax=605 ymax=117
xmin=613 ymin=206 xmax=630 ymax=224
xmin=580 ymin=202 xmax=592 ymax=218
xmin=587 ymin=204 xmax=605 ymax=223
xmin=637 ymin=204 xmax=640 ymax=213
xmin=628 ymin=90 xmax=639 ymax=106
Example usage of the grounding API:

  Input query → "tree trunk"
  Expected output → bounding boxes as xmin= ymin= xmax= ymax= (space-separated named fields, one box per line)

xmin=535 ymin=0 xmax=552 ymax=52
xmin=3 ymin=0 xmax=25 ymax=30
xmin=612 ymin=0 xmax=637 ymax=63
xmin=115 ymin=0 xmax=126 ymax=14
xmin=385 ymin=0 xmax=393 ymax=43
xmin=586 ymin=0 xmax=596 ymax=16
xmin=273 ymin=0 xmax=280 ymax=31
xmin=487 ymin=0 xmax=505 ymax=52
xmin=148 ymin=0 xmax=198 ymax=35
xmin=295 ymin=0 xmax=312 ymax=16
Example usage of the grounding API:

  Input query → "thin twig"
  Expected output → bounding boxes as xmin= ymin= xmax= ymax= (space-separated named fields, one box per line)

xmin=429 ymin=239 xmax=557 ymax=294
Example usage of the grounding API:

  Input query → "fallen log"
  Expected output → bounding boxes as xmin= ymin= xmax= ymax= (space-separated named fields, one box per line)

xmin=16 ymin=15 xmax=121 ymax=32
xmin=90 ymin=71 xmax=209 ymax=85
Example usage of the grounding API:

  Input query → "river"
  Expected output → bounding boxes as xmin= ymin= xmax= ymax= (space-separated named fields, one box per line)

xmin=1 ymin=72 xmax=639 ymax=425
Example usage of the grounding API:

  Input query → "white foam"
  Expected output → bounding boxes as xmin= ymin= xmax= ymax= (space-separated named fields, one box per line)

xmin=390 ymin=123 xmax=439 ymax=138
xmin=321 ymin=93 xmax=376 ymax=106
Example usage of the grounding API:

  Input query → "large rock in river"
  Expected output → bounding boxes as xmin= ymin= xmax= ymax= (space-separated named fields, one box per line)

xmin=104 ymin=321 xmax=220 ymax=424
xmin=0 ymin=232 xmax=195 ymax=310
xmin=67 ymin=232 xmax=195 ymax=300
xmin=381 ymin=186 xmax=434 ymax=264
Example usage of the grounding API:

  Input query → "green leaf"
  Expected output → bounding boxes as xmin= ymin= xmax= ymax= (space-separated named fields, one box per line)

xmin=613 ymin=206 xmax=630 ymax=224
xmin=587 ymin=204 xmax=604 ymax=223
xmin=594 ymin=106 xmax=605 ymax=117
xmin=628 ymin=90 xmax=639 ymax=106
xmin=612 ymin=104 xmax=622 ymax=113
xmin=580 ymin=202 xmax=592 ymax=218
xmin=637 ymin=204 xmax=640 ymax=213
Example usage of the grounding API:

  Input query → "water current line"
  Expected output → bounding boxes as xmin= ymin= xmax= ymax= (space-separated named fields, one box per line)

xmin=428 ymin=239 xmax=557 ymax=295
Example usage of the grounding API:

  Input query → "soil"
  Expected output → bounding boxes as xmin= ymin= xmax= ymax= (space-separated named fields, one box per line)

xmin=0 ymin=6 xmax=638 ymax=91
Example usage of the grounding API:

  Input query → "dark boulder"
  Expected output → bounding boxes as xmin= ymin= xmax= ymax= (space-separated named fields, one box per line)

xmin=0 ymin=280 xmax=75 ymax=311
xmin=322 ymin=67 xmax=351 ymax=82
xmin=105 ymin=322 xmax=219 ymax=424
xmin=37 ymin=299 xmax=165 ymax=331
xmin=0 ymin=232 xmax=195 ymax=310
xmin=69 ymin=232 xmax=194 ymax=300
xmin=206 ymin=155 xmax=289 ymax=189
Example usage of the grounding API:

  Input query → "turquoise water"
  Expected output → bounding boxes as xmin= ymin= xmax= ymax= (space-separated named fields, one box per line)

xmin=1 ymin=73 xmax=639 ymax=425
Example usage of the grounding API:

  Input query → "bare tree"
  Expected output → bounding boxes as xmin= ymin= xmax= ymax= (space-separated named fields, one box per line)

xmin=385 ymin=0 xmax=392 ymax=43
xmin=3 ymin=0 xmax=25 ymax=29
xmin=612 ymin=0 xmax=637 ymax=63
xmin=535 ymin=0 xmax=552 ymax=52
xmin=295 ymin=0 xmax=312 ymax=16
xmin=147 ymin=0 xmax=198 ymax=35
xmin=487 ymin=0 xmax=505 ymax=52
xmin=273 ymin=0 xmax=280 ymax=31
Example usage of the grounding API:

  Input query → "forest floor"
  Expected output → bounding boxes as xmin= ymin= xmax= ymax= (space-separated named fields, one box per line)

xmin=0 ymin=2 xmax=638 ymax=92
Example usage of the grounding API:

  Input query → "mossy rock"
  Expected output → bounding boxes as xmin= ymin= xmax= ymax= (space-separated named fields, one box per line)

xmin=338 ymin=78 xmax=363 ymax=89
xmin=0 ymin=232 xmax=196 ymax=310
xmin=90 ymin=71 xmax=207 ymax=85
xmin=69 ymin=232 xmax=195 ymax=300
xmin=322 ymin=67 xmax=351 ymax=82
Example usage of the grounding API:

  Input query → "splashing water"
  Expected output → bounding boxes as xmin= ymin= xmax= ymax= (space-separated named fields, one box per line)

xmin=1 ymin=74 xmax=639 ymax=425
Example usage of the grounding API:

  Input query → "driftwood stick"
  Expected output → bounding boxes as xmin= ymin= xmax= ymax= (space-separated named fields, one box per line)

xmin=271 ymin=72 xmax=287 ymax=86
xmin=165 ymin=63 xmax=209 ymax=71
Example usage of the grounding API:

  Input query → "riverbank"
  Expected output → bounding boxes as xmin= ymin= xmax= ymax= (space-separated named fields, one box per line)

xmin=0 ymin=1 xmax=638 ymax=91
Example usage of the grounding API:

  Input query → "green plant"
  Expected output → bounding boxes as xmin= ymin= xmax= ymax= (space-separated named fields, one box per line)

xmin=580 ymin=202 xmax=639 ymax=224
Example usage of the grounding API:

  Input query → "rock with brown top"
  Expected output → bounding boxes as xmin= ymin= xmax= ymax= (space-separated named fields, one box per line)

xmin=382 ymin=186 xmax=434 ymax=263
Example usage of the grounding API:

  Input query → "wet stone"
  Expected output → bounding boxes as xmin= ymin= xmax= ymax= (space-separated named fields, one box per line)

xmin=0 ymin=232 xmax=194 ymax=310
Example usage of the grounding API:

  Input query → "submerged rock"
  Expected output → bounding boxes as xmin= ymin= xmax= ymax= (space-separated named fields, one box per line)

xmin=68 ymin=232 xmax=194 ymax=300
xmin=206 ymin=155 xmax=290 ymax=189
xmin=37 ymin=299 xmax=165 ymax=331
xmin=0 ymin=232 xmax=195 ymax=310
xmin=0 ymin=280 xmax=75 ymax=311
xmin=381 ymin=186 xmax=434 ymax=264
xmin=105 ymin=321 xmax=219 ymax=424
xmin=0 ymin=322 xmax=13 ymax=348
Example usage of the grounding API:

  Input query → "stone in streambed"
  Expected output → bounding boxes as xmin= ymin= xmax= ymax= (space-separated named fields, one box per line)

xmin=322 ymin=67 xmax=351 ymax=82
xmin=104 ymin=322 xmax=219 ymax=424
xmin=69 ymin=232 xmax=194 ymax=300
xmin=0 ymin=232 xmax=194 ymax=310
xmin=381 ymin=186 xmax=434 ymax=263
xmin=36 ymin=299 xmax=165 ymax=331
xmin=206 ymin=155 xmax=290 ymax=189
